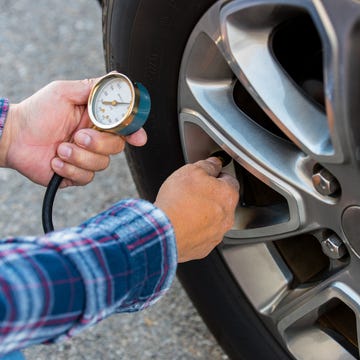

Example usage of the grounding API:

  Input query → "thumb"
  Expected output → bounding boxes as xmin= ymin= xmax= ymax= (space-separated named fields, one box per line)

xmin=55 ymin=78 xmax=100 ymax=105
xmin=194 ymin=157 xmax=223 ymax=177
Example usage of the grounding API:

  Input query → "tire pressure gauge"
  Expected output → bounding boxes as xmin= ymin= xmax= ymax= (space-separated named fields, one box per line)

xmin=88 ymin=72 xmax=151 ymax=136
xmin=42 ymin=72 xmax=151 ymax=234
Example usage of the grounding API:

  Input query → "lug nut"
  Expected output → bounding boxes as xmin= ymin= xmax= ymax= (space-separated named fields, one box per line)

xmin=321 ymin=234 xmax=347 ymax=260
xmin=312 ymin=167 xmax=340 ymax=196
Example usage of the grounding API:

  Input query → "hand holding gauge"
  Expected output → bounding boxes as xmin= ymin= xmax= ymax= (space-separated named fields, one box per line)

xmin=42 ymin=72 xmax=151 ymax=233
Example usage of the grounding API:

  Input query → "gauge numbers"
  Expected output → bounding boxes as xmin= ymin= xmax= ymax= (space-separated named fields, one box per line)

xmin=91 ymin=74 xmax=134 ymax=129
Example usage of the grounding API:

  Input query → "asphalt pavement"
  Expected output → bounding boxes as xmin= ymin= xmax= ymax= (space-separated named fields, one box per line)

xmin=0 ymin=1 xmax=228 ymax=359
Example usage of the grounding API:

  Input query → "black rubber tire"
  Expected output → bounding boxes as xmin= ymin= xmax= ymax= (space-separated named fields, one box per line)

xmin=103 ymin=1 xmax=293 ymax=359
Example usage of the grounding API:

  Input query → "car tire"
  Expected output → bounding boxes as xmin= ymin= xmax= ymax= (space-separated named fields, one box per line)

xmin=102 ymin=1 xmax=291 ymax=359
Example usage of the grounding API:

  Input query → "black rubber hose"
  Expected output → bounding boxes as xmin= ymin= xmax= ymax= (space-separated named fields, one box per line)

xmin=42 ymin=173 xmax=63 ymax=233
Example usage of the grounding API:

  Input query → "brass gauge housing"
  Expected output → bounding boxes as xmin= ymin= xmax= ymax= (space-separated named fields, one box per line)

xmin=88 ymin=72 xmax=151 ymax=136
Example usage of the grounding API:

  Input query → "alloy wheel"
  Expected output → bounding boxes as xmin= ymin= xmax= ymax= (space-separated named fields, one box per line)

xmin=178 ymin=0 xmax=360 ymax=358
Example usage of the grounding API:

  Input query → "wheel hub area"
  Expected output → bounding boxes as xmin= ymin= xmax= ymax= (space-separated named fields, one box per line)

xmin=178 ymin=0 xmax=360 ymax=358
xmin=342 ymin=206 xmax=360 ymax=258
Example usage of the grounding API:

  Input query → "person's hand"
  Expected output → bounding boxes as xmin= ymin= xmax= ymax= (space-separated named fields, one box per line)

xmin=0 ymin=79 xmax=147 ymax=187
xmin=154 ymin=157 xmax=239 ymax=262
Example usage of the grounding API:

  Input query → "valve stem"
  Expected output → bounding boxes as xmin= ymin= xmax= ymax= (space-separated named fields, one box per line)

xmin=210 ymin=150 xmax=232 ymax=167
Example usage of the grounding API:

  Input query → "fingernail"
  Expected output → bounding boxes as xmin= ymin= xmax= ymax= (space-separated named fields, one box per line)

xmin=58 ymin=144 xmax=72 ymax=159
xmin=76 ymin=132 xmax=91 ymax=147
xmin=53 ymin=158 xmax=64 ymax=169
xmin=207 ymin=157 xmax=222 ymax=166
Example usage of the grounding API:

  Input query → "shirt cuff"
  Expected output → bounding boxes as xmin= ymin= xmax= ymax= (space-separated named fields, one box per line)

xmin=59 ymin=199 xmax=177 ymax=338
xmin=0 ymin=98 xmax=9 ymax=138
xmin=112 ymin=199 xmax=178 ymax=312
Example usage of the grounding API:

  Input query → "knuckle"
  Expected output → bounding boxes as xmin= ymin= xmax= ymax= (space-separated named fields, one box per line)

xmin=97 ymin=133 xmax=125 ymax=155
xmin=201 ymin=249 xmax=212 ymax=260
xmin=85 ymin=171 xmax=95 ymax=184
xmin=116 ymin=138 xmax=126 ymax=153
xmin=48 ymin=80 xmax=60 ymax=88
xmin=185 ymin=163 xmax=198 ymax=172
xmin=56 ymin=164 xmax=76 ymax=183
xmin=222 ymin=182 xmax=239 ymax=203
xmin=178 ymin=164 xmax=200 ymax=179
xmin=80 ymin=78 xmax=91 ymax=86
xmin=48 ymin=80 xmax=65 ymax=97
xmin=224 ymin=213 xmax=235 ymax=230
xmin=99 ymin=156 xmax=110 ymax=171
xmin=195 ymin=160 xmax=216 ymax=174
xmin=213 ymin=203 xmax=225 ymax=218
xmin=213 ymin=201 xmax=236 ymax=232
xmin=63 ymin=164 xmax=93 ymax=185
xmin=64 ymin=164 xmax=77 ymax=179
xmin=46 ymin=81 xmax=59 ymax=97
xmin=76 ymin=171 xmax=94 ymax=186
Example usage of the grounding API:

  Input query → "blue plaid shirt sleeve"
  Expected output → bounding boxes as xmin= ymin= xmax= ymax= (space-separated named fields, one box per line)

xmin=0 ymin=199 xmax=177 ymax=355
xmin=0 ymin=98 xmax=177 ymax=355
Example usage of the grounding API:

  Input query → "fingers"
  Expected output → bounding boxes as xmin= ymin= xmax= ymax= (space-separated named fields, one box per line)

xmin=51 ymin=158 xmax=95 ymax=186
xmin=193 ymin=157 xmax=240 ymax=191
xmin=194 ymin=157 xmax=240 ymax=211
xmin=194 ymin=157 xmax=223 ymax=177
xmin=125 ymin=128 xmax=148 ymax=147
xmin=74 ymin=128 xmax=125 ymax=155
xmin=51 ymin=139 xmax=111 ymax=186
xmin=56 ymin=143 xmax=110 ymax=171
xmin=52 ymin=127 xmax=148 ymax=186
xmin=73 ymin=127 xmax=148 ymax=154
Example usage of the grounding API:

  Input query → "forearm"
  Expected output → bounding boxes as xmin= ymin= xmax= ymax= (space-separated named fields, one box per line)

xmin=0 ymin=199 xmax=177 ymax=355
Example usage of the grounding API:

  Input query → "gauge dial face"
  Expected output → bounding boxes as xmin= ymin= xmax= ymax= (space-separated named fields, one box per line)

xmin=91 ymin=74 xmax=134 ymax=129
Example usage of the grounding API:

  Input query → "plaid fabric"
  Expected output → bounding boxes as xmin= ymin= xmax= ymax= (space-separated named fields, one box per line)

xmin=0 ymin=98 xmax=9 ymax=137
xmin=0 ymin=199 xmax=177 ymax=355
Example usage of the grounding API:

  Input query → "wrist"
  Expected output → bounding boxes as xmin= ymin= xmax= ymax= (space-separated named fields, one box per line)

xmin=154 ymin=200 xmax=184 ymax=261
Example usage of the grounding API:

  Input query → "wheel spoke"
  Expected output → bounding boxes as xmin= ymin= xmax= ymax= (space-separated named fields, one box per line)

xmin=269 ymin=265 xmax=360 ymax=358
xmin=223 ymin=240 xmax=360 ymax=357
xmin=220 ymin=242 xmax=293 ymax=313
xmin=316 ymin=0 xmax=360 ymax=156
xmin=312 ymin=0 xmax=360 ymax=198
xmin=219 ymin=1 xmax=333 ymax=160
